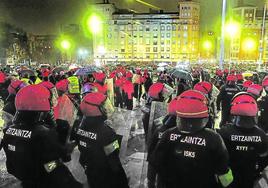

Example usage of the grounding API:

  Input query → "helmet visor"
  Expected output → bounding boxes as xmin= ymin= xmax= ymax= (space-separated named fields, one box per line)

xmin=162 ymin=84 xmax=174 ymax=101
xmin=50 ymin=87 xmax=59 ymax=107
xmin=101 ymin=97 xmax=115 ymax=118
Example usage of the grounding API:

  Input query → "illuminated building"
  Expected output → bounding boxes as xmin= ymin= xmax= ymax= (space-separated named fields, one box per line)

xmin=92 ymin=0 xmax=200 ymax=63
xmin=232 ymin=3 xmax=260 ymax=62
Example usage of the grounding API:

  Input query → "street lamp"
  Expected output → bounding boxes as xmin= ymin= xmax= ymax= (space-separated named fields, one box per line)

xmin=225 ymin=21 xmax=241 ymax=66
xmin=61 ymin=40 xmax=71 ymax=50
xmin=242 ymin=38 xmax=256 ymax=61
xmin=87 ymin=15 xmax=102 ymax=34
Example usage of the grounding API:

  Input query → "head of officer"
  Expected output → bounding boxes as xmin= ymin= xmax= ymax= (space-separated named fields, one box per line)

xmin=176 ymin=90 xmax=209 ymax=133
xmin=231 ymin=92 xmax=258 ymax=128
xmin=147 ymin=82 xmax=174 ymax=104
xmin=194 ymin=81 xmax=213 ymax=99
xmin=15 ymin=84 xmax=51 ymax=124
xmin=80 ymin=92 xmax=114 ymax=120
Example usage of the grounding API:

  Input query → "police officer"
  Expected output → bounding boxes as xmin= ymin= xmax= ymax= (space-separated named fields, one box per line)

xmin=151 ymin=90 xmax=233 ymax=188
xmin=2 ymin=84 xmax=82 ymax=188
xmin=92 ymin=72 xmax=108 ymax=95
xmin=3 ymin=80 xmax=27 ymax=116
xmin=259 ymin=76 xmax=268 ymax=132
xmin=75 ymin=92 xmax=129 ymax=188
xmin=142 ymin=82 xmax=173 ymax=142
xmin=67 ymin=72 xmax=81 ymax=104
xmin=217 ymin=74 xmax=241 ymax=126
xmin=38 ymin=81 xmax=58 ymax=128
xmin=218 ymin=92 xmax=268 ymax=188
xmin=194 ymin=81 xmax=217 ymax=129
xmin=147 ymin=98 xmax=177 ymax=188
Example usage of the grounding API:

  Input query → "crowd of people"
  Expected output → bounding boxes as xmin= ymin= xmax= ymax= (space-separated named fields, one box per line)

xmin=0 ymin=64 xmax=267 ymax=188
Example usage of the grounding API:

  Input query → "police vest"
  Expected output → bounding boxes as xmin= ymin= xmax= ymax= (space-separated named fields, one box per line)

xmin=21 ymin=78 xmax=30 ymax=85
xmin=34 ymin=77 xmax=42 ymax=84
xmin=67 ymin=76 xmax=80 ymax=94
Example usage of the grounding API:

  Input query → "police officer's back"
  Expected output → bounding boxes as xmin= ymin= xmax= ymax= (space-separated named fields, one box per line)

xmin=217 ymin=75 xmax=240 ymax=126
xmin=76 ymin=92 xmax=129 ymax=188
xmin=151 ymin=90 xmax=233 ymax=188
xmin=2 ymin=85 xmax=81 ymax=188
xmin=218 ymin=93 xmax=268 ymax=188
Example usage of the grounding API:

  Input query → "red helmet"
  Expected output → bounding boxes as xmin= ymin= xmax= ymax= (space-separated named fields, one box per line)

xmin=8 ymin=80 xmax=27 ymax=95
xmin=243 ymin=80 xmax=253 ymax=88
xmin=93 ymin=72 xmax=106 ymax=83
xmin=80 ymin=92 xmax=114 ymax=117
xmin=56 ymin=79 xmax=69 ymax=93
xmin=15 ymin=85 xmax=51 ymax=111
xmin=148 ymin=83 xmax=164 ymax=99
xmin=126 ymin=71 xmax=133 ymax=78
xmin=168 ymin=97 xmax=178 ymax=115
xmin=226 ymin=74 xmax=237 ymax=82
xmin=216 ymin=70 xmax=223 ymax=77
xmin=176 ymin=90 xmax=209 ymax=118
xmin=236 ymin=74 xmax=243 ymax=81
xmin=149 ymin=82 xmax=174 ymax=100
xmin=0 ymin=72 xmax=6 ymax=84
xmin=262 ymin=76 xmax=268 ymax=87
xmin=231 ymin=92 xmax=257 ymax=117
xmin=194 ymin=81 xmax=212 ymax=95
xmin=136 ymin=68 xmax=141 ymax=74
xmin=42 ymin=69 xmax=50 ymax=77
xmin=39 ymin=81 xmax=55 ymax=90
xmin=247 ymin=84 xmax=263 ymax=97
xmin=224 ymin=69 xmax=229 ymax=74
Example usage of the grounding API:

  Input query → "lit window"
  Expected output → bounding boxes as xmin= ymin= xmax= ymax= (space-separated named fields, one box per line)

xmin=167 ymin=26 xmax=171 ymax=31
xmin=161 ymin=26 xmax=165 ymax=31
xmin=146 ymin=39 xmax=150 ymax=45
xmin=172 ymin=25 xmax=176 ymax=31
xmin=161 ymin=33 xmax=165 ymax=38
xmin=153 ymin=40 xmax=158 ymax=45
xmin=161 ymin=47 xmax=164 ymax=52
xmin=153 ymin=47 xmax=158 ymax=52
xmin=139 ymin=26 xmax=143 ymax=31
xmin=146 ymin=47 xmax=150 ymax=52
xmin=167 ymin=47 xmax=170 ymax=52
xmin=167 ymin=33 xmax=171 ymax=38
xmin=153 ymin=33 xmax=158 ymax=38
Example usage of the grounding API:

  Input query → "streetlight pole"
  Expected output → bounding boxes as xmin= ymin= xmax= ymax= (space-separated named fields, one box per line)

xmin=258 ymin=3 xmax=267 ymax=71
xmin=219 ymin=0 xmax=227 ymax=70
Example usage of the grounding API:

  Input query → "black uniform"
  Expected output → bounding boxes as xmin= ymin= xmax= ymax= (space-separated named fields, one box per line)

xmin=259 ymin=95 xmax=268 ymax=133
xmin=151 ymin=127 xmax=229 ymax=188
xmin=2 ymin=119 xmax=81 ymax=188
xmin=218 ymin=124 xmax=268 ymax=188
xmin=147 ymin=115 xmax=176 ymax=188
xmin=217 ymin=84 xmax=240 ymax=126
xmin=75 ymin=116 xmax=129 ymax=188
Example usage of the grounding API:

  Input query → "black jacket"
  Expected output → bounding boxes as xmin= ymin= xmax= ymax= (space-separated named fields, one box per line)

xmin=75 ymin=116 xmax=129 ymax=188
xmin=218 ymin=125 xmax=268 ymax=188
xmin=151 ymin=127 xmax=229 ymax=188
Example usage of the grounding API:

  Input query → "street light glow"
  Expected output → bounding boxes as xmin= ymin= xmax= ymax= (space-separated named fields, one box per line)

xmin=203 ymin=41 xmax=212 ymax=50
xmin=61 ymin=40 xmax=71 ymax=50
xmin=225 ymin=21 xmax=240 ymax=38
xmin=87 ymin=15 xmax=102 ymax=34
xmin=98 ymin=46 xmax=106 ymax=55
xmin=243 ymin=38 xmax=256 ymax=51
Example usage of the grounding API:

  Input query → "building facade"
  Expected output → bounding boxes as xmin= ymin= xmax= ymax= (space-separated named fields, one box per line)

xmin=93 ymin=0 xmax=200 ymax=63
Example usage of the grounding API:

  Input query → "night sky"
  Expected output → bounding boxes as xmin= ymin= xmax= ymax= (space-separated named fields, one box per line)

xmin=0 ymin=0 xmax=265 ymax=35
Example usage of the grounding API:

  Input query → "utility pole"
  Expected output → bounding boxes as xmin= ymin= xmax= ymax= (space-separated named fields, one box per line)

xmin=219 ymin=0 xmax=227 ymax=70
